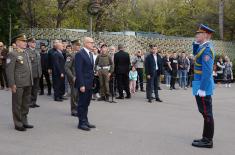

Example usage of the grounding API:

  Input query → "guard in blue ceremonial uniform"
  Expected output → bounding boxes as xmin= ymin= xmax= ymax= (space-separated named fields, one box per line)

xmin=192 ymin=24 xmax=216 ymax=148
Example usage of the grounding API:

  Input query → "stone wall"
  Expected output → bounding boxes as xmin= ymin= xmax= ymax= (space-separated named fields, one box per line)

xmin=22 ymin=28 xmax=235 ymax=58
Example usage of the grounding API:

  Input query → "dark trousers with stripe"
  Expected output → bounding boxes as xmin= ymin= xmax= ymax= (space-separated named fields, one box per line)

xmin=195 ymin=95 xmax=214 ymax=140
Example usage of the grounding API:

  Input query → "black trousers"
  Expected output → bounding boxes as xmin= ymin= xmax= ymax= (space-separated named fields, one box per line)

xmin=92 ymin=75 xmax=100 ymax=94
xmin=136 ymin=68 xmax=144 ymax=90
xmin=77 ymin=89 xmax=92 ymax=124
xmin=195 ymin=95 xmax=214 ymax=140
xmin=39 ymin=70 xmax=51 ymax=94
xmin=116 ymin=73 xmax=130 ymax=97
xmin=0 ymin=65 xmax=8 ymax=88
xmin=146 ymin=71 xmax=159 ymax=100
xmin=53 ymin=74 xmax=65 ymax=99
xmin=170 ymin=70 xmax=178 ymax=88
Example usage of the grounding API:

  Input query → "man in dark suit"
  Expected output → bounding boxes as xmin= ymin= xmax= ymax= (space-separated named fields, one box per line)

xmin=145 ymin=45 xmax=163 ymax=103
xmin=75 ymin=37 xmax=96 ymax=131
xmin=114 ymin=44 xmax=131 ymax=99
xmin=52 ymin=41 xmax=65 ymax=102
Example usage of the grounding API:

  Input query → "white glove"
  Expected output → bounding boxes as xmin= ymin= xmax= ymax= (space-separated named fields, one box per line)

xmin=197 ymin=89 xmax=206 ymax=97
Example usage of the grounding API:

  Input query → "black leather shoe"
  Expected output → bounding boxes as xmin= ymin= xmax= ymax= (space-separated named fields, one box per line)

xmin=148 ymin=99 xmax=152 ymax=103
xmin=86 ymin=122 xmax=96 ymax=128
xmin=192 ymin=138 xmax=213 ymax=148
xmin=193 ymin=138 xmax=204 ymax=143
xmin=78 ymin=124 xmax=90 ymax=131
xmin=141 ymin=89 xmax=145 ymax=92
xmin=71 ymin=113 xmax=77 ymax=117
xmin=54 ymin=98 xmax=63 ymax=102
xmin=23 ymin=124 xmax=34 ymax=128
xmin=29 ymin=104 xmax=35 ymax=108
xmin=34 ymin=104 xmax=40 ymax=108
xmin=15 ymin=126 xmax=26 ymax=131
xmin=155 ymin=98 xmax=163 ymax=102
xmin=60 ymin=97 xmax=68 ymax=100
xmin=125 ymin=95 xmax=131 ymax=99
xmin=97 ymin=96 xmax=106 ymax=101
xmin=116 ymin=96 xmax=124 ymax=99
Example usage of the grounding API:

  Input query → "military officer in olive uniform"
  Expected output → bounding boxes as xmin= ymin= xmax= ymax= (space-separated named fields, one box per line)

xmin=95 ymin=44 xmax=113 ymax=102
xmin=6 ymin=34 xmax=34 ymax=131
xmin=27 ymin=38 xmax=42 ymax=108
xmin=65 ymin=40 xmax=81 ymax=116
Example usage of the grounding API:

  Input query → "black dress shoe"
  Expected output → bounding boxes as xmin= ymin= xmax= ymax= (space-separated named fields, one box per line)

xmin=125 ymin=95 xmax=131 ymax=99
xmin=23 ymin=124 xmax=34 ymax=128
xmin=148 ymin=99 xmax=152 ymax=103
xmin=86 ymin=123 xmax=96 ymax=128
xmin=60 ymin=97 xmax=68 ymax=100
xmin=29 ymin=104 xmax=35 ymax=108
xmin=54 ymin=98 xmax=63 ymax=102
xmin=97 ymin=96 xmax=106 ymax=101
xmin=158 ymin=87 xmax=162 ymax=90
xmin=192 ymin=138 xmax=213 ymax=148
xmin=34 ymin=104 xmax=40 ymax=108
xmin=15 ymin=126 xmax=26 ymax=131
xmin=78 ymin=124 xmax=90 ymax=131
xmin=193 ymin=138 xmax=204 ymax=143
xmin=71 ymin=113 xmax=77 ymax=117
xmin=116 ymin=96 xmax=124 ymax=99
xmin=141 ymin=89 xmax=145 ymax=92
xmin=155 ymin=98 xmax=163 ymax=102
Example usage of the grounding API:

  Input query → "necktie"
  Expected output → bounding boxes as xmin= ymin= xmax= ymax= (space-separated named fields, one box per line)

xmin=89 ymin=52 xmax=94 ymax=65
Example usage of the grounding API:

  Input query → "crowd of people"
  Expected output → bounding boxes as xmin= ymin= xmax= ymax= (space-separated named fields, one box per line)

xmin=0 ymin=33 xmax=233 ymax=132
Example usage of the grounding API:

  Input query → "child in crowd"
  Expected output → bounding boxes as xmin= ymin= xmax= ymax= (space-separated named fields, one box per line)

xmin=129 ymin=66 xmax=138 ymax=94
xmin=224 ymin=56 xmax=233 ymax=88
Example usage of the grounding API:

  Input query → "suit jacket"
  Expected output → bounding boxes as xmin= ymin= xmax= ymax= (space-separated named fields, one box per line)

xmin=75 ymin=48 xmax=94 ymax=89
xmin=145 ymin=53 xmax=162 ymax=76
xmin=52 ymin=50 xmax=65 ymax=76
xmin=114 ymin=50 xmax=130 ymax=74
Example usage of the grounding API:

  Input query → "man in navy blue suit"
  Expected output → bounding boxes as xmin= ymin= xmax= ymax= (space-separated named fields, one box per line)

xmin=52 ymin=41 xmax=65 ymax=102
xmin=145 ymin=45 xmax=163 ymax=103
xmin=75 ymin=37 xmax=96 ymax=131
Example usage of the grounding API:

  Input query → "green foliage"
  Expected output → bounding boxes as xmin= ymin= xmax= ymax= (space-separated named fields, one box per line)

xmin=1 ymin=0 xmax=235 ymax=43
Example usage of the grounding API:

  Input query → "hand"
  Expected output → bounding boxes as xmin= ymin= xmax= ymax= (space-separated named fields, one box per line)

xmin=197 ymin=89 xmax=206 ymax=97
xmin=61 ymin=74 xmax=64 ymax=78
xmin=108 ymin=73 xmax=111 ymax=80
xmin=80 ymin=86 xmax=85 ymax=93
xmin=11 ymin=85 xmax=17 ymax=93
xmin=48 ymin=69 xmax=52 ymax=74
xmin=147 ymin=75 xmax=151 ymax=79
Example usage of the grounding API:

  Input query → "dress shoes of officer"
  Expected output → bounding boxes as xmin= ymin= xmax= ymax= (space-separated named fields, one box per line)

xmin=116 ymin=96 xmax=124 ymax=99
xmin=23 ymin=124 xmax=34 ymax=128
xmin=15 ymin=126 xmax=26 ymax=131
xmin=71 ymin=112 xmax=77 ymax=117
xmin=155 ymin=98 xmax=163 ymax=102
xmin=86 ymin=122 xmax=96 ymax=128
xmin=192 ymin=137 xmax=213 ymax=148
xmin=78 ymin=124 xmax=90 ymax=131
xmin=97 ymin=96 xmax=106 ymax=101
xmin=54 ymin=98 xmax=63 ymax=102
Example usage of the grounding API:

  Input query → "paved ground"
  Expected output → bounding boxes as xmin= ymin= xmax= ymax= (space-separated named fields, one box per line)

xmin=0 ymin=84 xmax=235 ymax=155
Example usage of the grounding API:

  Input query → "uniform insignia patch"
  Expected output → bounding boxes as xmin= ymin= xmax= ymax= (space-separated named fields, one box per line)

xmin=204 ymin=55 xmax=210 ymax=61
xmin=6 ymin=58 xmax=11 ymax=64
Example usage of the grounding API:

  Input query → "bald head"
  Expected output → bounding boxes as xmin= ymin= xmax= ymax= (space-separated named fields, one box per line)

xmin=83 ymin=37 xmax=95 ymax=51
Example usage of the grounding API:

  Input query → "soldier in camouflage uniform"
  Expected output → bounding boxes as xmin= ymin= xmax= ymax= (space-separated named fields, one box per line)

xmin=95 ymin=44 xmax=113 ymax=102
xmin=6 ymin=34 xmax=34 ymax=131
xmin=65 ymin=40 xmax=81 ymax=116
xmin=27 ymin=38 xmax=42 ymax=108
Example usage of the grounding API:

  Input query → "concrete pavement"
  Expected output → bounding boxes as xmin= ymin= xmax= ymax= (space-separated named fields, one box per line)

xmin=0 ymin=84 xmax=235 ymax=155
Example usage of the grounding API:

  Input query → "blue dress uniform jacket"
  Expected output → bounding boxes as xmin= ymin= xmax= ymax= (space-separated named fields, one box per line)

xmin=192 ymin=42 xmax=215 ymax=96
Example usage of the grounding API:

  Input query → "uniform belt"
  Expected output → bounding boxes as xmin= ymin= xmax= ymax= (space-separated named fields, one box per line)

xmin=194 ymin=69 xmax=202 ymax=74
xmin=97 ymin=66 xmax=110 ymax=70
